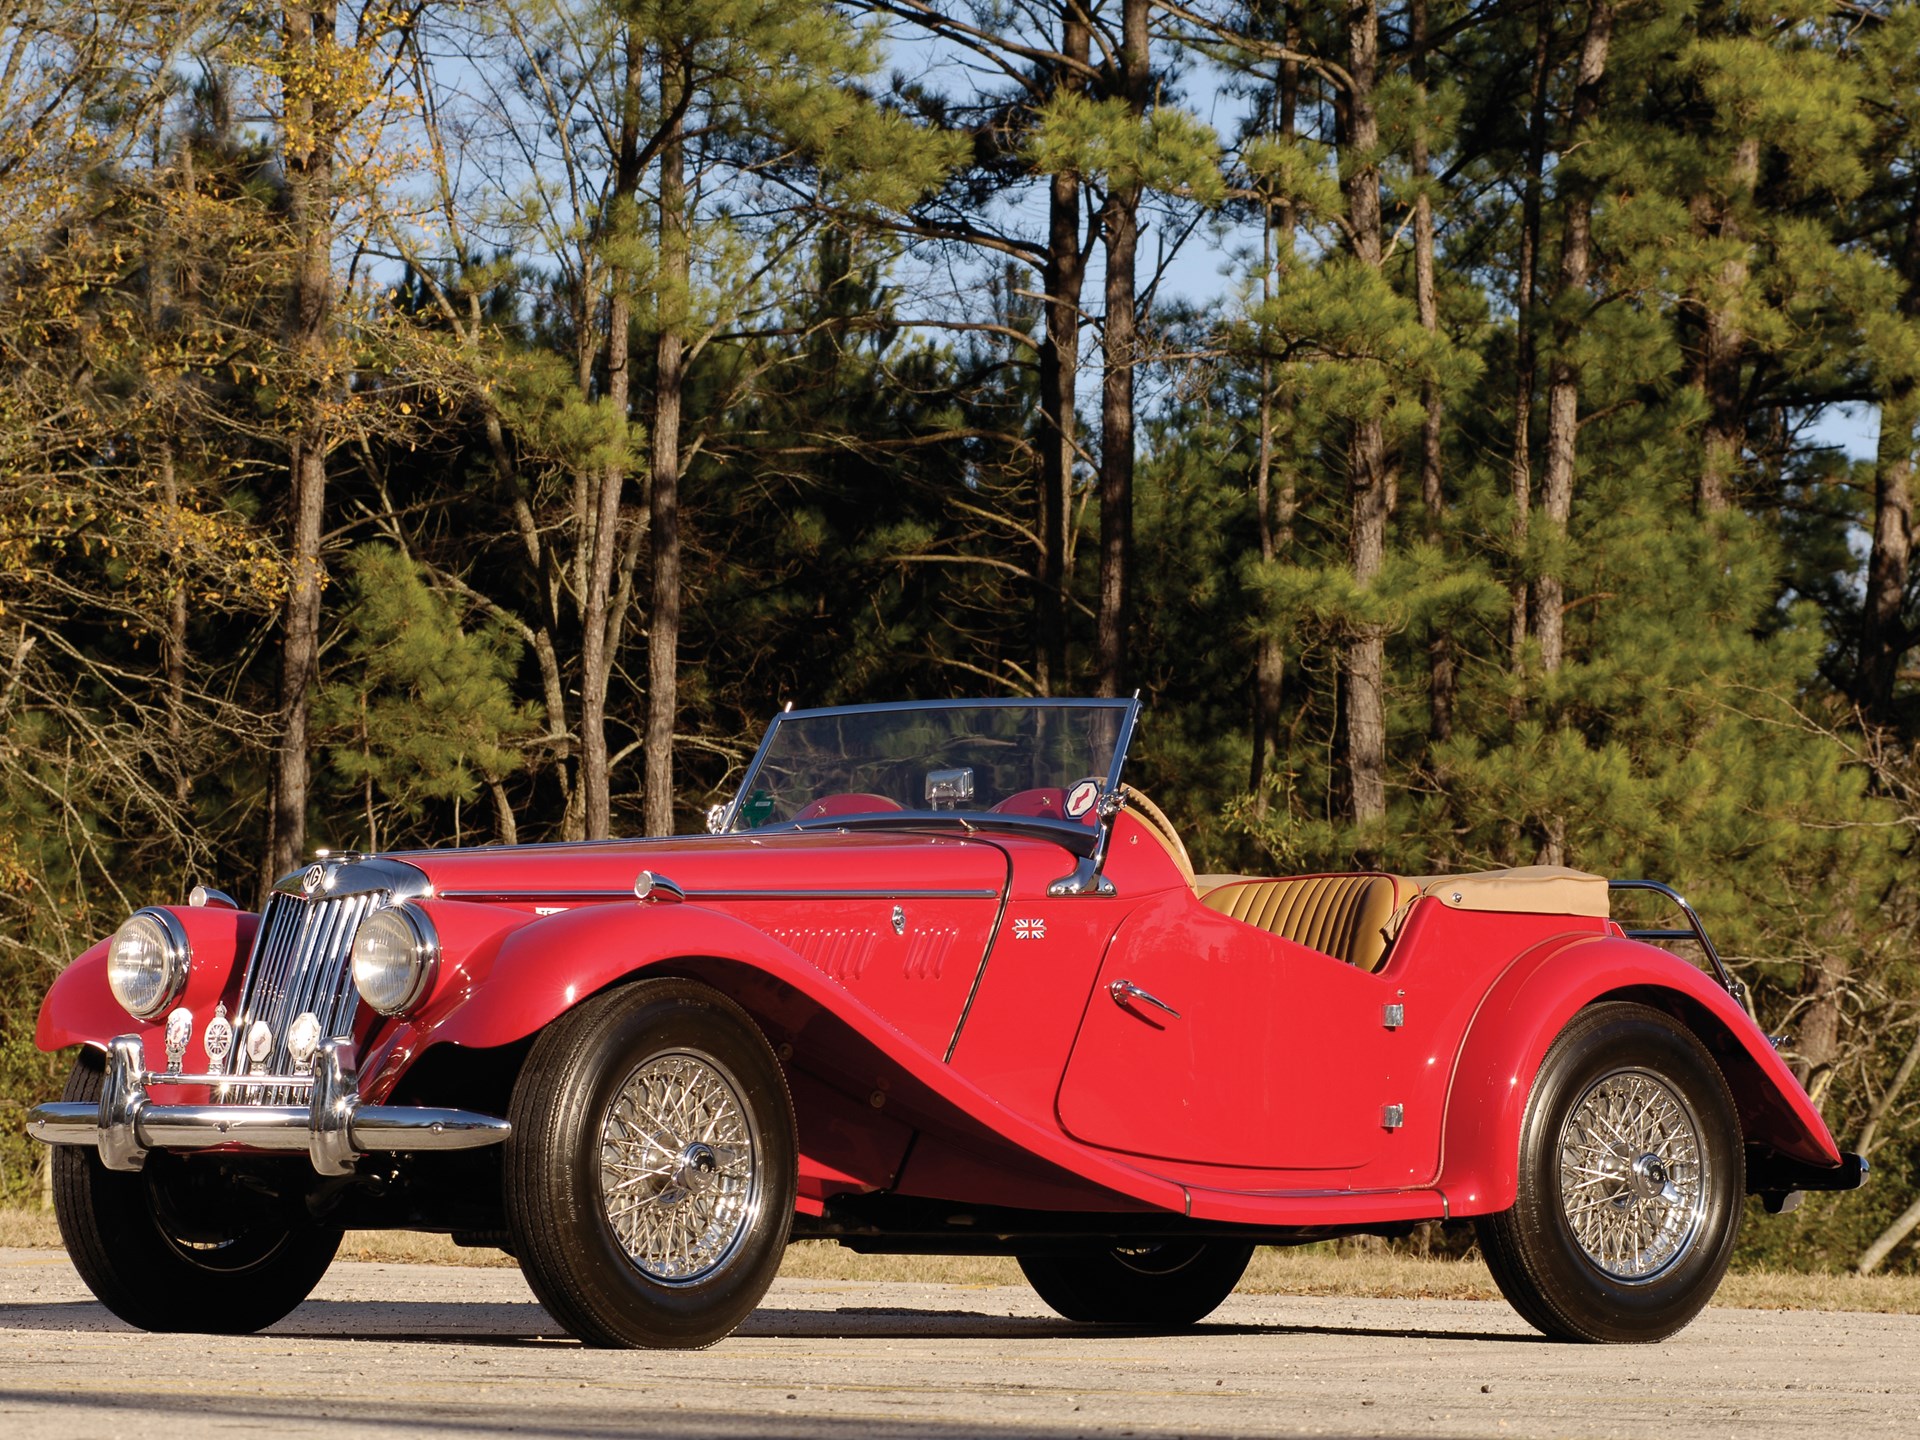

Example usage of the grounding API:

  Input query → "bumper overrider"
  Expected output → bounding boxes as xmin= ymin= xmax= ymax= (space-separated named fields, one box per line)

xmin=28 ymin=1033 xmax=511 ymax=1177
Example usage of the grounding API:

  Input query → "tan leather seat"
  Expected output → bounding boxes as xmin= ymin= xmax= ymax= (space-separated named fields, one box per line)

xmin=1200 ymin=874 xmax=1407 ymax=973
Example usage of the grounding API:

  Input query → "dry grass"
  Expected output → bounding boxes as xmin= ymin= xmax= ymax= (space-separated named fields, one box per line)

xmin=0 ymin=1209 xmax=57 ymax=1249
xmin=5 ymin=1207 xmax=1919 ymax=1313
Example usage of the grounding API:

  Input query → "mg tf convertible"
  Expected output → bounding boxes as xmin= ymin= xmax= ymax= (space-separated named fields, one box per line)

xmin=28 ymin=698 xmax=1863 ymax=1345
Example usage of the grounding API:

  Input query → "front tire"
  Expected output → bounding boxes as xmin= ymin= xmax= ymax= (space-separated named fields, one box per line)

xmin=1475 ymin=1001 xmax=1744 ymax=1343
xmin=52 ymin=1055 xmax=341 ymax=1333
xmin=504 ymin=978 xmax=796 ymax=1348
xmin=1019 ymin=1241 xmax=1253 ymax=1327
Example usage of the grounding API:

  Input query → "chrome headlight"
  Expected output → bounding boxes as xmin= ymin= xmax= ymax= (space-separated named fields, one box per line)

xmin=350 ymin=906 xmax=439 ymax=1016
xmin=107 ymin=908 xmax=190 ymax=1020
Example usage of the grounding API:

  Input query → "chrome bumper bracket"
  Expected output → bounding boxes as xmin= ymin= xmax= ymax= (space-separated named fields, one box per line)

xmin=27 ymin=1033 xmax=511 ymax=1176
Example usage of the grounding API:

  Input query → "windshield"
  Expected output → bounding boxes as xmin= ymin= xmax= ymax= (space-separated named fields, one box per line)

xmin=726 ymin=700 xmax=1137 ymax=831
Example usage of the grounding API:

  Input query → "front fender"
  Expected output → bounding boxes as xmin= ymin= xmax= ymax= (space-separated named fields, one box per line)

xmin=414 ymin=900 xmax=845 ymax=1051
xmin=392 ymin=899 xmax=1188 ymax=1215
xmin=36 ymin=907 xmax=261 ymax=1061
xmin=1438 ymin=934 xmax=1840 ymax=1216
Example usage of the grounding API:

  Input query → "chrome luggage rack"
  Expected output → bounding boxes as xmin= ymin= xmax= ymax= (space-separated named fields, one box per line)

xmin=1609 ymin=879 xmax=1754 ymax=1019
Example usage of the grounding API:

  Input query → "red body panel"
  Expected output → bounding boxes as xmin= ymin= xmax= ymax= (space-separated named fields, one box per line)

xmin=1057 ymin=891 xmax=1398 ymax=1171
xmin=1433 ymin=931 xmax=1841 ymax=1215
xmin=35 ymin=813 xmax=1845 ymax=1230
xmin=36 ymin=908 xmax=259 ymax=1068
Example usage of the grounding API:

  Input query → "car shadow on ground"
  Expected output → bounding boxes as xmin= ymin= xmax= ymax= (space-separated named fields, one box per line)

xmin=0 ymin=1297 xmax=1538 ymax=1347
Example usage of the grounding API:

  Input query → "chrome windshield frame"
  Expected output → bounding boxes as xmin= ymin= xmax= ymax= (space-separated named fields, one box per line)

xmin=727 ymin=697 xmax=1142 ymax=842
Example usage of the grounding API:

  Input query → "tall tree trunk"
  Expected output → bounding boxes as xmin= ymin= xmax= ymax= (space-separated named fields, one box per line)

xmin=1095 ymin=0 xmax=1148 ymax=698
xmin=1411 ymin=0 xmax=1450 ymax=745
xmin=579 ymin=32 xmax=645 ymax=840
xmin=1532 ymin=0 xmax=1614 ymax=684
xmin=1037 ymin=3 xmax=1090 ymax=696
xmin=1508 ymin=12 xmax=1551 ymax=691
xmin=487 ymin=777 xmax=519 ymax=846
xmin=1250 ymin=4 xmax=1299 ymax=806
xmin=1340 ymin=0 xmax=1390 ymax=826
xmin=1695 ymin=134 xmax=1759 ymax=515
xmin=1794 ymin=884 xmax=1859 ymax=1114
xmin=267 ymin=1 xmax=338 ymax=890
xmin=492 ymin=422 xmax=577 ymax=820
xmin=1530 ymin=0 xmax=1612 ymax=870
xmin=644 ymin=55 xmax=689 ymax=837
xmin=1857 ymin=194 xmax=1920 ymax=722
xmin=158 ymin=444 xmax=190 ymax=808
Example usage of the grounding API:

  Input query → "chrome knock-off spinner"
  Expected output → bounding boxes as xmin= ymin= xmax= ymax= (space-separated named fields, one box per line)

xmin=1556 ymin=1067 xmax=1708 ymax=1283
xmin=598 ymin=1051 xmax=760 ymax=1286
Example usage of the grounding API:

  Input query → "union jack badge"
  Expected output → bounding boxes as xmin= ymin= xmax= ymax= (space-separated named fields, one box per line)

xmin=203 ymin=1003 xmax=233 ymax=1077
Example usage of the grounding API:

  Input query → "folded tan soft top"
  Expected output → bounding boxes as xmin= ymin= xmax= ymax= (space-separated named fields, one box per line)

xmin=1386 ymin=865 xmax=1609 ymax=937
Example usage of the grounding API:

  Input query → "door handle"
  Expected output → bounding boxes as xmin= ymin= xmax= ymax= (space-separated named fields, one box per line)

xmin=1108 ymin=978 xmax=1180 ymax=1020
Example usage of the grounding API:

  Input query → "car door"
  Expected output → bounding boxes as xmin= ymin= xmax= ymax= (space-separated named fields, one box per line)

xmin=1054 ymin=890 xmax=1400 ymax=1173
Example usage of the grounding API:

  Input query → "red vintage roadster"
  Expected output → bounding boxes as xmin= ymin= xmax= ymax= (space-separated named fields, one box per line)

xmin=29 ymin=698 xmax=1862 ymax=1346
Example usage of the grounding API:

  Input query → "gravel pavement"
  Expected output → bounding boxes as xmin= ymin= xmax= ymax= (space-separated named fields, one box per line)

xmin=0 ymin=1247 xmax=1912 ymax=1438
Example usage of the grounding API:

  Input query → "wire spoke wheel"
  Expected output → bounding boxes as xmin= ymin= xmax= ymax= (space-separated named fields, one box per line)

xmin=506 ymin=979 xmax=796 ymax=1349
xmin=1018 ymin=1241 xmax=1252 ymax=1327
xmin=1475 ymin=1002 xmax=1744 ymax=1343
xmin=599 ymin=1051 xmax=761 ymax=1285
xmin=1556 ymin=1068 xmax=1707 ymax=1282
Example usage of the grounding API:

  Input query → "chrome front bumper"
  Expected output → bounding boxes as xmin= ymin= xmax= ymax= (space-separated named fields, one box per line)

xmin=28 ymin=1034 xmax=511 ymax=1177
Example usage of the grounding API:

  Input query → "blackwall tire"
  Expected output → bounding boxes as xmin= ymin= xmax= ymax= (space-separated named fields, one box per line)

xmin=52 ymin=1054 xmax=341 ymax=1334
xmin=504 ymin=977 xmax=796 ymax=1349
xmin=1475 ymin=1001 xmax=1744 ymax=1343
xmin=1018 ymin=1241 xmax=1253 ymax=1327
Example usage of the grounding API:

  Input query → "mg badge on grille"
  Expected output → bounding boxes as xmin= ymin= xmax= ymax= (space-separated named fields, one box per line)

xmin=302 ymin=863 xmax=327 ymax=895
xmin=203 ymin=1003 xmax=233 ymax=1077
xmin=287 ymin=1013 xmax=322 ymax=1077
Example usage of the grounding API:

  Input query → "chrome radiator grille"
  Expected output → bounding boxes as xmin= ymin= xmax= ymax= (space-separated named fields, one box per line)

xmin=231 ymin=889 xmax=382 ymax=1099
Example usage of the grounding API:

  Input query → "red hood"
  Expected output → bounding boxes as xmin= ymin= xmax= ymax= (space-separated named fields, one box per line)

xmin=384 ymin=829 xmax=1011 ymax=899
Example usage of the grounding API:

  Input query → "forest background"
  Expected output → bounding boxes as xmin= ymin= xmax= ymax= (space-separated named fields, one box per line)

xmin=4 ymin=0 xmax=1920 ymax=1275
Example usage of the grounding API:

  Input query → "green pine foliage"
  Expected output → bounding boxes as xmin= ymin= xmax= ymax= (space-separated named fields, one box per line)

xmin=313 ymin=548 xmax=540 ymax=851
xmin=5 ymin=0 xmax=1920 ymax=1271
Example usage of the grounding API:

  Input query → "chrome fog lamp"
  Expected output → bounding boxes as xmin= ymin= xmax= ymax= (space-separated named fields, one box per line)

xmin=350 ymin=906 xmax=440 ymax=1016
xmin=107 ymin=909 xmax=191 ymax=1020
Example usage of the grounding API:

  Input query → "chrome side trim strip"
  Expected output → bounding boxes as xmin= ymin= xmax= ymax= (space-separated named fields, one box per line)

xmin=438 ymin=887 xmax=1003 ymax=903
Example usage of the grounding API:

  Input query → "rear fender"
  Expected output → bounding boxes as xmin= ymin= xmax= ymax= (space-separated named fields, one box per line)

xmin=35 ymin=908 xmax=261 ymax=1059
xmin=400 ymin=900 xmax=1185 ymax=1216
xmin=1438 ymin=934 xmax=1840 ymax=1216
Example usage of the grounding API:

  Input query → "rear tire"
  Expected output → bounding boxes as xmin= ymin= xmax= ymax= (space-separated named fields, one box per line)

xmin=504 ymin=978 xmax=796 ymax=1348
xmin=1018 ymin=1241 xmax=1253 ymax=1327
xmin=1475 ymin=1002 xmax=1743 ymax=1343
xmin=53 ymin=1054 xmax=341 ymax=1334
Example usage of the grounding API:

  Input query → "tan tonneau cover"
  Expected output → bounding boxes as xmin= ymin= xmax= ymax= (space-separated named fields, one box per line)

xmin=1388 ymin=865 xmax=1608 ymax=937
